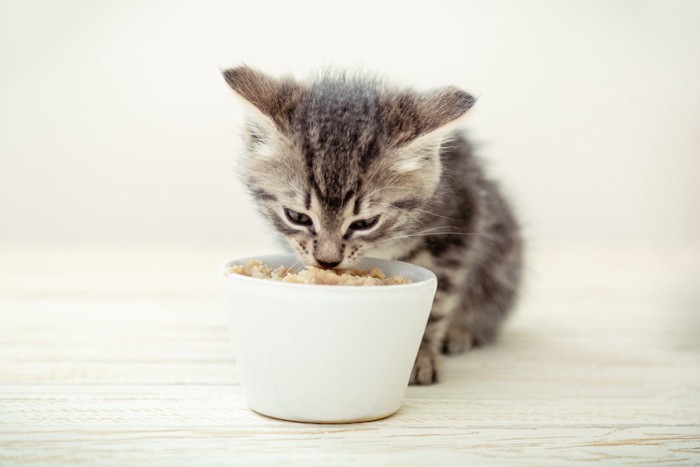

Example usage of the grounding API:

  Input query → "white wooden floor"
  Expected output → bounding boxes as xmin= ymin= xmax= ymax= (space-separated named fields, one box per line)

xmin=1 ymin=243 xmax=699 ymax=465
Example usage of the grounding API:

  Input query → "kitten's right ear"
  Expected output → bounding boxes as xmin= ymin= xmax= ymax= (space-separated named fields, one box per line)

xmin=222 ymin=66 xmax=306 ymax=133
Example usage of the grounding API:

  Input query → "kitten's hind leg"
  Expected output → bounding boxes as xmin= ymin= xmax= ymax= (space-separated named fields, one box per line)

xmin=458 ymin=257 xmax=522 ymax=348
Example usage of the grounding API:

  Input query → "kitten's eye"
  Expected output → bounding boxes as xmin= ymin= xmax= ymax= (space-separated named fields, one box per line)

xmin=349 ymin=216 xmax=380 ymax=231
xmin=284 ymin=208 xmax=313 ymax=226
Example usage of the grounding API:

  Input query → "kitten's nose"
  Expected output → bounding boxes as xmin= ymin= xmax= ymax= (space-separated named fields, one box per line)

xmin=316 ymin=259 xmax=341 ymax=269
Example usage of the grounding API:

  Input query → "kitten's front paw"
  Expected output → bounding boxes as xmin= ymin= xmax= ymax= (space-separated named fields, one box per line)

xmin=409 ymin=347 xmax=442 ymax=385
xmin=442 ymin=326 xmax=474 ymax=355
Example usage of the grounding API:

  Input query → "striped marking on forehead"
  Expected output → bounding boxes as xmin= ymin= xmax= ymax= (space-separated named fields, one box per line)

xmin=307 ymin=175 xmax=364 ymax=212
xmin=311 ymin=186 xmax=356 ymax=211
xmin=294 ymin=81 xmax=384 ymax=214
xmin=353 ymin=196 xmax=363 ymax=215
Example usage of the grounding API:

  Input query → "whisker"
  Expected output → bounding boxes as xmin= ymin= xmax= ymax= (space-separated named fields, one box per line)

xmin=411 ymin=225 xmax=465 ymax=234
xmin=287 ymin=259 xmax=304 ymax=273
xmin=405 ymin=209 xmax=456 ymax=221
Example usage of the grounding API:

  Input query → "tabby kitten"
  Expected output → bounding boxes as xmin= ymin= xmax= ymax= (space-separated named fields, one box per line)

xmin=222 ymin=66 xmax=523 ymax=385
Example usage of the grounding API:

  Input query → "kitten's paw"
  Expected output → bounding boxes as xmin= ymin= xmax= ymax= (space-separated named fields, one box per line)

xmin=409 ymin=348 xmax=442 ymax=385
xmin=441 ymin=327 xmax=474 ymax=355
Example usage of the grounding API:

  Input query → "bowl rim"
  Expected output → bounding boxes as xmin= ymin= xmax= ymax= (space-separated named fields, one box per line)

xmin=221 ymin=253 xmax=437 ymax=292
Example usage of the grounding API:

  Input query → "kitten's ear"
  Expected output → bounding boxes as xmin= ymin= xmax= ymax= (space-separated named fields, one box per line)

xmin=416 ymin=86 xmax=476 ymax=135
xmin=383 ymin=87 xmax=474 ymax=176
xmin=386 ymin=86 xmax=476 ymax=147
xmin=222 ymin=66 xmax=305 ymax=133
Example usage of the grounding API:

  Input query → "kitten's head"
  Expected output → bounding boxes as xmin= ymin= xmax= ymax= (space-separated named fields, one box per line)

xmin=223 ymin=66 xmax=474 ymax=268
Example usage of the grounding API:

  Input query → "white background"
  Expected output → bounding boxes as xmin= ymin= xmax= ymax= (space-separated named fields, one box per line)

xmin=1 ymin=0 xmax=699 ymax=250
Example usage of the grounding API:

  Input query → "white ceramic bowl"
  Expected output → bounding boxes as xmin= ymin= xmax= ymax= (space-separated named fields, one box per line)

xmin=221 ymin=254 xmax=437 ymax=423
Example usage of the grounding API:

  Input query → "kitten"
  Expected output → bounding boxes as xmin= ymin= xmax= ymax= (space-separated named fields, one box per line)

xmin=222 ymin=66 xmax=523 ymax=385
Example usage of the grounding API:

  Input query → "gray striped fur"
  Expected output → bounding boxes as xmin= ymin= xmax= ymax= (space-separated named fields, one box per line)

xmin=223 ymin=66 xmax=523 ymax=384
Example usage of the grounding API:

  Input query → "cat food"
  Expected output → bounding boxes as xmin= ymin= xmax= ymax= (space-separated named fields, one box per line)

xmin=228 ymin=259 xmax=411 ymax=286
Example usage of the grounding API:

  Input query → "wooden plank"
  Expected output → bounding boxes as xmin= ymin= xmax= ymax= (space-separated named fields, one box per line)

xmin=1 ymin=385 xmax=699 ymax=429
xmin=1 ymin=386 xmax=698 ymax=465
xmin=0 ymin=426 xmax=698 ymax=466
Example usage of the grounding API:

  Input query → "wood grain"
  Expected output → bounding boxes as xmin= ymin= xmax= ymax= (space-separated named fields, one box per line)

xmin=1 ymin=244 xmax=699 ymax=465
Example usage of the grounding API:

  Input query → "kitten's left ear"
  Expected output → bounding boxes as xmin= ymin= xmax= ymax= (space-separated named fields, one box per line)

xmin=417 ymin=86 xmax=476 ymax=135
xmin=222 ymin=66 xmax=306 ymax=134
xmin=386 ymin=86 xmax=476 ymax=147
xmin=382 ymin=86 xmax=475 ymax=176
